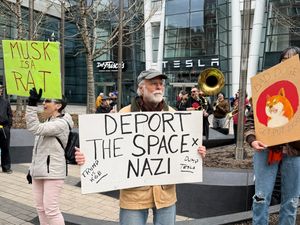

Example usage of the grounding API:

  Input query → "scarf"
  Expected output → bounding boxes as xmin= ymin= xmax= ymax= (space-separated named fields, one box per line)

xmin=133 ymin=96 xmax=167 ymax=112
xmin=268 ymin=146 xmax=283 ymax=165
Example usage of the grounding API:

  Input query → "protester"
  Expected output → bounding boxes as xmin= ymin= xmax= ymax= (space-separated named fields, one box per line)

xmin=198 ymin=90 xmax=212 ymax=140
xmin=244 ymin=46 xmax=300 ymax=225
xmin=96 ymin=96 xmax=111 ymax=113
xmin=75 ymin=69 xmax=207 ymax=225
xmin=95 ymin=92 xmax=104 ymax=109
xmin=186 ymin=87 xmax=212 ymax=140
xmin=231 ymin=90 xmax=250 ymax=143
xmin=0 ymin=84 xmax=13 ymax=174
xmin=212 ymin=92 xmax=230 ymax=129
xmin=25 ymin=88 xmax=74 ymax=225
xmin=176 ymin=90 xmax=188 ymax=111
xmin=109 ymin=91 xmax=118 ymax=112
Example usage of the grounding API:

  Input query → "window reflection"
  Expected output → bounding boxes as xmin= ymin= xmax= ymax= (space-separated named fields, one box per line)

xmin=191 ymin=0 xmax=204 ymax=11
xmin=166 ymin=0 xmax=189 ymax=15
xmin=164 ymin=0 xmax=217 ymax=57
xmin=166 ymin=14 xmax=189 ymax=29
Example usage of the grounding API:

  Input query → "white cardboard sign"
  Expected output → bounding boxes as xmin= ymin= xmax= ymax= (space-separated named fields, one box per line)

xmin=79 ymin=111 xmax=203 ymax=194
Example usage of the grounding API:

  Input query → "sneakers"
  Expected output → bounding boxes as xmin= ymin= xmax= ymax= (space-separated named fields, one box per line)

xmin=2 ymin=169 xmax=13 ymax=174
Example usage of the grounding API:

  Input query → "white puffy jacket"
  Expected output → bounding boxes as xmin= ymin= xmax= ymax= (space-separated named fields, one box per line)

xmin=26 ymin=106 xmax=74 ymax=179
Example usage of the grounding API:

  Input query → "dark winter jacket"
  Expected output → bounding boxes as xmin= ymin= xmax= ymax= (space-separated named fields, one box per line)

xmin=0 ymin=97 xmax=13 ymax=128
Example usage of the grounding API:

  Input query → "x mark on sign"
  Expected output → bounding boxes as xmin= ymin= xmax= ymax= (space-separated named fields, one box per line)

xmin=192 ymin=138 xmax=199 ymax=147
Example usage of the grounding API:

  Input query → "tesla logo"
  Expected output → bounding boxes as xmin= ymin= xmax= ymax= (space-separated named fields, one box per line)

xmin=162 ymin=58 xmax=219 ymax=69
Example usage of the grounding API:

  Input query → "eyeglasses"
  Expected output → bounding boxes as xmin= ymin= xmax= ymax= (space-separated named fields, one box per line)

xmin=44 ymin=99 xmax=61 ymax=104
xmin=191 ymin=90 xmax=197 ymax=93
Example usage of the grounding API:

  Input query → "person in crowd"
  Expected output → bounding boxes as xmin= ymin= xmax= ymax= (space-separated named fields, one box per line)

xmin=0 ymin=84 xmax=13 ymax=174
xmin=75 ymin=69 xmax=207 ymax=225
xmin=96 ymin=96 xmax=112 ymax=113
xmin=244 ymin=46 xmax=300 ymax=225
xmin=176 ymin=90 xmax=185 ymax=103
xmin=25 ymin=88 xmax=74 ymax=225
xmin=198 ymin=90 xmax=212 ymax=140
xmin=212 ymin=92 xmax=230 ymax=129
xmin=109 ymin=91 xmax=118 ymax=113
xmin=176 ymin=90 xmax=189 ymax=111
xmin=95 ymin=92 xmax=104 ymax=109
xmin=186 ymin=87 xmax=212 ymax=140
xmin=231 ymin=90 xmax=250 ymax=143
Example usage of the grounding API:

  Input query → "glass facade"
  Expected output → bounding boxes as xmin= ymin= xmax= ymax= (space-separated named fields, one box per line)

xmin=0 ymin=1 xmax=145 ymax=106
xmin=1 ymin=0 xmax=299 ymax=106
xmin=163 ymin=0 xmax=220 ymax=106
xmin=263 ymin=0 xmax=300 ymax=69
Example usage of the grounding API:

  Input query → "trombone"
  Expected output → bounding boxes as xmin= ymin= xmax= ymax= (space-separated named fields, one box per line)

xmin=227 ymin=105 xmax=238 ymax=118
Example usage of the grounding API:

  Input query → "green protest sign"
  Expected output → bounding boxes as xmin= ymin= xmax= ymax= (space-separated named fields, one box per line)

xmin=2 ymin=40 xmax=62 ymax=99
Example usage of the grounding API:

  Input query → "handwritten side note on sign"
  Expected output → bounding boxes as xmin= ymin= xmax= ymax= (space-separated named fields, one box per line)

xmin=2 ymin=40 xmax=62 ymax=99
xmin=79 ymin=111 xmax=203 ymax=194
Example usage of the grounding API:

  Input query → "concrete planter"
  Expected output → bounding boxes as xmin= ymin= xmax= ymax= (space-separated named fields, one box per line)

xmin=176 ymin=167 xmax=254 ymax=218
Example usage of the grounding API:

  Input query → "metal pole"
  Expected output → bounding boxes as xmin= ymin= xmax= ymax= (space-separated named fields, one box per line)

xmin=60 ymin=1 xmax=65 ymax=95
xmin=117 ymin=0 xmax=124 ymax=110
xmin=235 ymin=0 xmax=252 ymax=160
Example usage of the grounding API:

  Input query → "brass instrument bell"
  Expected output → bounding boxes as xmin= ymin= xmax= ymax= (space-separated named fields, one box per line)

xmin=198 ymin=68 xmax=225 ymax=96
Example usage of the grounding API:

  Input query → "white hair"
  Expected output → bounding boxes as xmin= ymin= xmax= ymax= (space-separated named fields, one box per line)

xmin=137 ymin=80 xmax=145 ymax=96
xmin=136 ymin=79 xmax=166 ymax=96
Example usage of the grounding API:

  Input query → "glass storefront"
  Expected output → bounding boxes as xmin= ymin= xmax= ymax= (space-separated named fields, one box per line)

xmin=263 ymin=0 xmax=300 ymax=69
xmin=163 ymin=0 xmax=220 ymax=106
xmin=1 ymin=0 xmax=299 ymax=106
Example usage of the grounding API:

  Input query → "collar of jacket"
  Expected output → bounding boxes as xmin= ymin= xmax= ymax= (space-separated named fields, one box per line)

xmin=131 ymin=96 xmax=169 ymax=112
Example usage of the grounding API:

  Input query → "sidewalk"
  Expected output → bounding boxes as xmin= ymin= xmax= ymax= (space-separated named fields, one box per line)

xmin=3 ymin=105 xmax=238 ymax=224
xmin=0 ymin=163 xmax=192 ymax=225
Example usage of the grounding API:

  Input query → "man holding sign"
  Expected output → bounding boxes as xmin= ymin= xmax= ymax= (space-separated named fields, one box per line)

xmin=76 ymin=69 xmax=206 ymax=225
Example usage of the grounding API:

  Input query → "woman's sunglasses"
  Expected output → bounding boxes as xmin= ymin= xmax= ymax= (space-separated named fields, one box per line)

xmin=44 ymin=99 xmax=61 ymax=104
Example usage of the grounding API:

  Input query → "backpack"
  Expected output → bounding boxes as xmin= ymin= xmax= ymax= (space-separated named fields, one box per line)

xmin=56 ymin=120 xmax=79 ymax=165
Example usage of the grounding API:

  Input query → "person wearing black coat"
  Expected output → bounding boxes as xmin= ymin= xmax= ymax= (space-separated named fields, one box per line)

xmin=186 ymin=87 xmax=212 ymax=140
xmin=0 ymin=84 xmax=13 ymax=174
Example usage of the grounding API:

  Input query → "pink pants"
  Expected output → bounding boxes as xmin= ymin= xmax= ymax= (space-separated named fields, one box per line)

xmin=32 ymin=179 xmax=65 ymax=225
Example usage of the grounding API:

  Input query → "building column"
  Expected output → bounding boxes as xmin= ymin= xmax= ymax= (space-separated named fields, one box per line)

xmin=144 ymin=0 xmax=152 ymax=70
xmin=156 ymin=0 xmax=166 ymax=72
xmin=247 ymin=0 xmax=266 ymax=96
xmin=231 ymin=0 xmax=242 ymax=96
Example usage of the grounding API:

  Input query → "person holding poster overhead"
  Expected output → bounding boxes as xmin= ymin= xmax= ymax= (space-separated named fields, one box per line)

xmin=25 ymin=88 xmax=74 ymax=225
xmin=75 ymin=69 xmax=207 ymax=225
xmin=0 ymin=84 xmax=13 ymax=174
xmin=244 ymin=46 xmax=300 ymax=225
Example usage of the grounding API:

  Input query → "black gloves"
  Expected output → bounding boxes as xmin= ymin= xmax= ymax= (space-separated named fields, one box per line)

xmin=28 ymin=88 xmax=42 ymax=106
xmin=26 ymin=171 xmax=32 ymax=184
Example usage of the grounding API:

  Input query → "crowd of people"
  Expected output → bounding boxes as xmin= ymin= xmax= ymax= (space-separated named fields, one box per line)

xmin=0 ymin=46 xmax=299 ymax=225
xmin=95 ymin=91 xmax=118 ymax=113
xmin=175 ymin=86 xmax=251 ymax=141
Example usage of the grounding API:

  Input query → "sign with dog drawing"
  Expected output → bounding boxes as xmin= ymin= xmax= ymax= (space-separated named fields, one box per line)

xmin=78 ymin=111 xmax=203 ymax=194
xmin=251 ymin=54 xmax=300 ymax=146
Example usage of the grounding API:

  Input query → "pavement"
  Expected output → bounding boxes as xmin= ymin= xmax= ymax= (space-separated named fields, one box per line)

xmin=0 ymin=105 xmax=251 ymax=225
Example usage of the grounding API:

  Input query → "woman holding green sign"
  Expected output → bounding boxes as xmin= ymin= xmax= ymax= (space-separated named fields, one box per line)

xmin=25 ymin=88 xmax=73 ymax=225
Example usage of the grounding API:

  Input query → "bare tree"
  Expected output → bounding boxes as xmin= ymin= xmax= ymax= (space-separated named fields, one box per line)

xmin=1 ymin=0 xmax=24 ymax=118
xmin=62 ymin=0 xmax=156 ymax=113
xmin=0 ymin=0 xmax=58 ymax=119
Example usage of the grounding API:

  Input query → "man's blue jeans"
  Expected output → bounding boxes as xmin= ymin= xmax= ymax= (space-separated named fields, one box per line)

xmin=120 ymin=204 xmax=176 ymax=225
xmin=253 ymin=149 xmax=300 ymax=225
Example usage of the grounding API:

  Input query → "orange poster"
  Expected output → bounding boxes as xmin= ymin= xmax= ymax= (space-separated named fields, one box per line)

xmin=251 ymin=54 xmax=300 ymax=146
